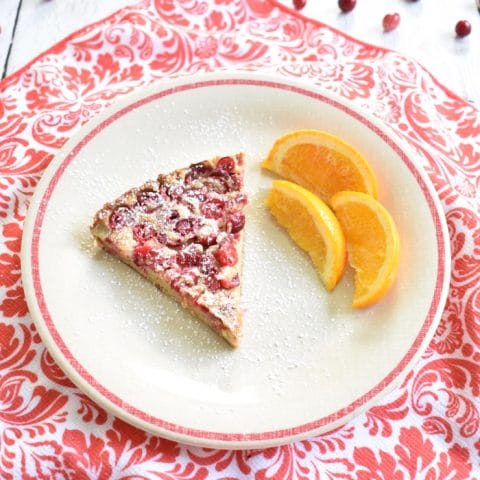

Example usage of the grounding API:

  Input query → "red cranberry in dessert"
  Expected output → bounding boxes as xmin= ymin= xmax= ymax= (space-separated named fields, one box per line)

xmin=185 ymin=163 xmax=213 ymax=183
xmin=338 ymin=0 xmax=356 ymax=13
xmin=455 ymin=20 xmax=471 ymax=38
xmin=205 ymin=274 xmax=221 ymax=292
xmin=201 ymin=198 xmax=226 ymax=219
xmin=174 ymin=218 xmax=195 ymax=236
xmin=136 ymin=191 xmax=162 ymax=212
xmin=226 ymin=212 xmax=245 ymax=234
xmin=196 ymin=232 xmax=217 ymax=247
xmin=217 ymin=156 xmax=235 ymax=173
xmin=177 ymin=245 xmax=202 ymax=267
xmin=220 ymin=274 xmax=240 ymax=289
xmin=185 ymin=167 xmax=207 ymax=185
xmin=132 ymin=223 xmax=156 ymax=242
xmin=134 ymin=245 xmax=158 ymax=267
xmin=383 ymin=13 xmax=400 ymax=32
xmin=199 ymin=254 xmax=219 ymax=275
xmin=214 ymin=240 xmax=238 ymax=266
xmin=156 ymin=232 xmax=167 ymax=244
xmin=109 ymin=206 xmax=134 ymax=230
xmin=165 ymin=236 xmax=183 ymax=248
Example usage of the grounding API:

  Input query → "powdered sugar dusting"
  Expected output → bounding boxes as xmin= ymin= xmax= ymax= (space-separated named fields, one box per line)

xmin=50 ymin=104 xmax=349 ymax=400
xmin=33 ymin=81 xmax=416 ymax=430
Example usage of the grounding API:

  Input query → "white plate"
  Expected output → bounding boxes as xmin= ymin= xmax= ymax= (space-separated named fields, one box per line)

xmin=21 ymin=72 xmax=450 ymax=449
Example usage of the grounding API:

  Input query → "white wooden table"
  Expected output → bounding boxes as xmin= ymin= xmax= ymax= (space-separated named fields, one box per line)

xmin=1 ymin=0 xmax=479 ymax=105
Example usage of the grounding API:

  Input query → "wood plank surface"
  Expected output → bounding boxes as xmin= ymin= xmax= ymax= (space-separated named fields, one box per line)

xmin=0 ymin=0 xmax=22 ymax=77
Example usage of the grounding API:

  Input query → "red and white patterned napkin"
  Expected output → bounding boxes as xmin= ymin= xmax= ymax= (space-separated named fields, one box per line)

xmin=1 ymin=1 xmax=479 ymax=477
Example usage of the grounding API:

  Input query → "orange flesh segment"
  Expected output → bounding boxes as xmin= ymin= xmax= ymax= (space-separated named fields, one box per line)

xmin=262 ymin=130 xmax=378 ymax=202
xmin=330 ymin=191 xmax=400 ymax=307
xmin=282 ymin=144 xmax=371 ymax=200
xmin=266 ymin=180 xmax=346 ymax=292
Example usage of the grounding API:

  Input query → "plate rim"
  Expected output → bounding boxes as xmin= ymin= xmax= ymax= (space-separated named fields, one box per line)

xmin=21 ymin=71 xmax=451 ymax=449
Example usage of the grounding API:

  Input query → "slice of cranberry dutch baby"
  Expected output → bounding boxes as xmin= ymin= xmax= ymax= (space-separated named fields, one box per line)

xmin=91 ymin=154 xmax=247 ymax=347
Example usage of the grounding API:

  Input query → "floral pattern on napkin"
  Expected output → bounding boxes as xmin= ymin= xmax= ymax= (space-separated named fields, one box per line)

xmin=0 ymin=0 xmax=479 ymax=478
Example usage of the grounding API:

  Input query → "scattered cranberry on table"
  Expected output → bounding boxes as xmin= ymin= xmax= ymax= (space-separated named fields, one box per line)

xmin=338 ymin=0 xmax=356 ymax=13
xmin=292 ymin=0 xmax=307 ymax=10
xmin=289 ymin=1 xmax=473 ymax=43
xmin=383 ymin=13 xmax=401 ymax=32
xmin=455 ymin=20 xmax=471 ymax=37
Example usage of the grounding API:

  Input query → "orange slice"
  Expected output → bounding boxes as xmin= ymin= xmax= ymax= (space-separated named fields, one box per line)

xmin=262 ymin=130 xmax=378 ymax=201
xmin=329 ymin=191 xmax=400 ymax=308
xmin=265 ymin=180 xmax=346 ymax=291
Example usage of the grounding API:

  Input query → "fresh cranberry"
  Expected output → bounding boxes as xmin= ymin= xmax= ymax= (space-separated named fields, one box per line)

xmin=134 ymin=245 xmax=159 ymax=267
xmin=217 ymin=156 xmax=235 ymax=173
xmin=205 ymin=274 xmax=221 ymax=292
xmin=338 ymin=0 xmax=356 ymax=13
xmin=214 ymin=240 xmax=238 ymax=266
xmin=455 ymin=20 xmax=471 ymax=37
xmin=226 ymin=213 xmax=245 ymax=234
xmin=199 ymin=254 xmax=219 ymax=275
xmin=132 ymin=223 xmax=156 ymax=242
xmin=383 ymin=13 xmax=400 ymax=32
xmin=201 ymin=198 xmax=225 ymax=219
xmin=175 ymin=218 xmax=195 ymax=236
xmin=220 ymin=274 xmax=240 ymax=289
xmin=136 ymin=191 xmax=162 ymax=212
xmin=177 ymin=245 xmax=202 ymax=267
xmin=293 ymin=0 xmax=306 ymax=9
xmin=109 ymin=206 xmax=134 ymax=230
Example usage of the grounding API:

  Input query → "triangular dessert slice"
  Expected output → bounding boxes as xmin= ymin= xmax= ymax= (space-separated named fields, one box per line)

xmin=91 ymin=154 xmax=247 ymax=347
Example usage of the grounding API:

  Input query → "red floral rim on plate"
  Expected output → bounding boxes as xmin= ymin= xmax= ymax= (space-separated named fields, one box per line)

xmin=26 ymin=77 xmax=448 ymax=444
